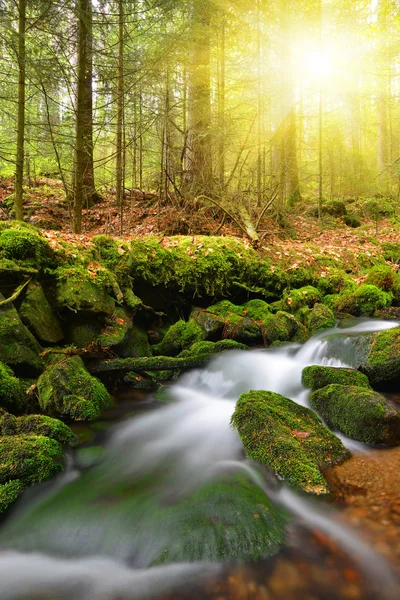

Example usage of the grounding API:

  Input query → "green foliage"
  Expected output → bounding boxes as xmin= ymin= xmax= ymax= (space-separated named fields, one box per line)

xmin=310 ymin=384 xmax=400 ymax=445
xmin=343 ymin=215 xmax=361 ymax=228
xmin=364 ymin=264 xmax=397 ymax=292
xmin=37 ymin=356 xmax=112 ymax=421
xmin=382 ymin=242 xmax=400 ymax=263
xmin=302 ymin=365 xmax=371 ymax=391
xmin=231 ymin=390 xmax=349 ymax=494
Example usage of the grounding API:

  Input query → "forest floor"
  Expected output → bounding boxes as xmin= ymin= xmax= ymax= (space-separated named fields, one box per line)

xmin=0 ymin=177 xmax=398 ymax=274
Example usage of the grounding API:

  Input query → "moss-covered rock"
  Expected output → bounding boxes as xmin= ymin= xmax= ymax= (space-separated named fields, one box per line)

xmin=354 ymin=326 xmax=400 ymax=388
xmin=37 ymin=356 xmax=112 ymax=421
xmin=55 ymin=266 xmax=116 ymax=315
xmin=0 ymin=414 xmax=74 ymax=444
xmin=0 ymin=362 xmax=24 ymax=412
xmin=302 ymin=366 xmax=371 ymax=391
xmin=332 ymin=284 xmax=392 ymax=317
xmin=281 ymin=286 xmax=322 ymax=313
xmin=365 ymin=265 xmax=397 ymax=292
xmin=0 ymin=434 xmax=63 ymax=485
xmin=153 ymin=319 xmax=205 ymax=357
xmin=0 ymin=480 xmax=23 ymax=513
xmin=231 ymin=390 xmax=349 ymax=494
xmin=0 ymin=225 xmax=54 ymax=269
xmin=306 ymin=303 xmax=335 ymax=335
xmin=276 ymin=311 xmax=308 ymax=343
xmin=19 ymin=281 xmax=64 ymax=343
xmin=309 ymin=384 xmax=400 ymax=445
xmin=186 ymin=339 xmax=248 ymax=356
xmin=190 ymin=308 xmax=226 ymax=341
xmin=0 ymin=296 xmax=43 ymax=376
xmin=97 ymin=308 xmax=151 ymax=358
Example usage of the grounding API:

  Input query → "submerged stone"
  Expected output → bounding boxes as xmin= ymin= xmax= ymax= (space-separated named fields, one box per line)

xmin=0 ymin=295 xmax=43 ymax=376
xmin=20 ymin=281 xmax=64 ymax=343
xmin=310 ymin=384 xmax=400 ymax=445
xmin=37 ymin=356 xmax=112 ymax=421
xmin=231 ymin=390 xmax=349 ymax=494
xmin=302 ymin=366 xmax=371 ymax=392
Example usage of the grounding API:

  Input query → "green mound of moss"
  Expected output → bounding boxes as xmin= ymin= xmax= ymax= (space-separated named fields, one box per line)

xmin=97 ymin=308 xmax=151 ymax=358
xmin=0 ymin=480 xmax=23 ymax=513
xmin=153 ymin=320 xmax=204 ymax=356
xmin=355 ymin=326 xmax=400 ymax=388
xmin=231 ymin=390 xmax=349 ymax=494
xmin=302 ymin=366 xmax=371 ymax=391
xmin=306 ymin=303 xmax=335 ymax=335
xmin=0 ymin=224 xmax=54 ymax=269
xmin=37 ymin=356 xmax=112 ymax=421
xmin=55 ymin=266 xmax=116 ymax=315
xmin=0 ymin=362 xmax=24 ymax=412
xmin=0 ymin=434 xmax=63 ymax=485
xmin=332 ymin=284 xmax=392 ymax=317
xmin=310 ymin=384 xmax=400 ymax=445
xmin=0 ymin=414 xmax=74 ymax=444
xmin=282 ymin=286 xmax=321 ymax=313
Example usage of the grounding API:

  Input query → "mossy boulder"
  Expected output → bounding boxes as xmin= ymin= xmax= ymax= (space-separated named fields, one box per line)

xmin=0 ymin=296 xmax=43 ymax=376
xmin=153 ymin=320 xmax=205 ymax=356
xmin=0 ymin=225 xmax=54 ymax=269
xmin=231 ymin=391 xmax=349 ymax=494
xmin=19 ymin=281 xmax=64 ymax=343
xmin=0 ymin=362 xmax=24 ymax=412
xmin=302 ymin=366 xmax=371 ymax=392
xmin=97 ymin=308 xmax=151 ymax=358
xmin=281 ymin=286 xmax=321 ymax=313
xmin=310 ymin=385 xmax=400 ymax=445
xmin=354 ymin=326 xmax=400 ymax=388
xmin=0 ymin=414 xmax=74 ymax=444
xmin=184 ymin=339 xmax=248 ymax=357
xmin=55 ymin=267 xmax=116 ymax=315
xmin=0 ymin=480 xmax=23 ymax=513
xmin=332 ymin=284 xmax=392 ymax=317
xmin=242 ymin=299 xmax=271 ymax=321
xmin=365 ymin=265 xmax=397 ymax=292
xmin=276 ymin=311 xmax=308 ymax=343
xmin=306 ymin=303 xmax=335 ymax=335
xmin=37 ymin=356 xmax=112 ymax=421
xmin=0 ymin=434 xmax=63 ymax=485
xmin=190 ymin=308 xmax=226 ymax=341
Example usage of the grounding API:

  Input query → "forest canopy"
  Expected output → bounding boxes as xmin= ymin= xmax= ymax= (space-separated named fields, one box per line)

xmin=0 ymin=0 xmax=398 ymax=235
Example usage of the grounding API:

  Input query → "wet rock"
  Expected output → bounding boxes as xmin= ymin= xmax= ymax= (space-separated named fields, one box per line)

xmin=0 ymin=414 xmax=74 ymax=444
xmin=190 ymin=308 xmax=225 ymax=341
xmin=310 ymin=384 xmax=400 ymax=445
xmin=0 ymin=434 xmax=63 ymax=486
xmin=306 ymin=303 xmax=335 ymax=335
xmin=232 ymin=390 xmax=349 ymax=494
xmin=19 ymin=281 xmax=63 ymax=343
xmin=98 ymin=307 xmax=151 ymax=358
xmin=0 ymin=362 xmax=24 ymax=412
xmin=37 ymin=356 xmax=112 ymax=421
xmin=353 ymin=326 xmax=400 ymax=389
xmin=302 ymin=366 xmax=371 ymax=392
xmin=153 ymin=319 xmax=204 ymax=356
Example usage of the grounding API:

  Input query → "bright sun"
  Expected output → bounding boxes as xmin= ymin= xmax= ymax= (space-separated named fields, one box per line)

xmin=292 ymin=40 xmax=342 ymax=87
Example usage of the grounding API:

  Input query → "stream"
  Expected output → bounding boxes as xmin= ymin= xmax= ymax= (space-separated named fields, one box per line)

xmin=0 ymin=318 xmax=399 ymax=599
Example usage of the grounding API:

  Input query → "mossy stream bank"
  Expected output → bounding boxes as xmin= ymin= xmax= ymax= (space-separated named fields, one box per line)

xmin=0 ymin=221 xmax=400 ymax=524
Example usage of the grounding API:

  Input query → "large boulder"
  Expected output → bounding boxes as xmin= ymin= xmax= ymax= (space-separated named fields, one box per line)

xmin=353 ymin=326 xmax=400 ymax=389
xmin=20 ymin=281 xmax=64 ymax=343
xmin=190 ymin=308 xmax=225 ymax=341
xmin=97 ymin=307 xmax=151 ymax=358
xmin=329 ymin=284 xmax=392 ymax=317
xmin=0 ymin=413 xmax=74 ymax=444
xmin=0 ymin=434 xmax=63 ymax=486
xmin=306 ymin=303 xmax=335 ymax=335
xmin=302 ymin=365 xmax=371 ymax=392
xmin=55 ymin=268 xmax=116 ymax=315
xmin=37 ymin=356 xmax=112 ymax=421
xmin=310 ymin=384 xmax=400 ymax=445
xmin=0 ymin=295 xmax=43 ymax=376
xmin=231 ymin=390 xmax=349 ymax=494
xmin=0 ymin=362 xmax=24 ymax=412
xmin=153 ymin=320 xmax=204 ymax=356
xmin=281 ymin=286 xmax=321 ymax=313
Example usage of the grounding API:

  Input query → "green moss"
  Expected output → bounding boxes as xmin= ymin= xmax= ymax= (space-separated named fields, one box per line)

xmin=0 ymin=434 xmax=63 ymax=485
xmin=310 ymin=384 xmax=400 ymax=445
xmin=92 ymin=235 xmax=128 ymax=269
xmin=153 ymin=320 xmax=205 ymax=357
xmin=37 ymin=356 xmax=112 ymax=421
xmin=123 ymin=372 xmax=159 ymax=390
xmin=98 ymin=309 xmax=151 ymax=358
xmin=19 ymin=281 xmax=64 ymax=343
xmin=276 ymin=311 xmax=308 ymax=343
xmin=0 ymin=297 xmax=43 ymax=376
xmin=365 ymin=265 xmax=397 ymax=292
xmin=55 ymin=265 xmax=116 ymax=315
xmin=9 ymin=415 xmax=74 ymax=444
xmin=0 ymin=362 xmax=24 ymax=412
xmin=0 ymin=480 xmax=23 ymax=513
xmin=281 ymin=286 xmax=321 ymax=313
xmin=0 ymin=225 xmax=54 ymax=269
xmin=382 ymin=242 xmax=400 ymax=263
xmin=343 ymin=215 xmax=361 ymax=228
xmin=306 ymin=303 xmax=335 ymax=335
xmin=190 ymin=308 xmax=226 ymax=341
xmin=333 ymin=284 xmax=392 ymax=317
xmin=187 ymin=339 xmax=248 ymax=356
xmin=356 ymin=326 xmax=400 ymax=387
xmin=302 ymin=365 xmax=371 ymax=391
xmin=242 ymin=299 xmax=271 ymax=321
xmin=231 ymin=390 xmax=349 ymax=494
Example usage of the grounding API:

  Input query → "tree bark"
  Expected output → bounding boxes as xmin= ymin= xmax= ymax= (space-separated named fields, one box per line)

xmin=115 ymin=0 xmax=124 ymax=211
xmin=73 ymin=0 xmax=95 ymax=234
xmin=15 ymin=0 xmax=26 ymax=221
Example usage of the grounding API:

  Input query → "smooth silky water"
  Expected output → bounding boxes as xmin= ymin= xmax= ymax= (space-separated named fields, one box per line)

xmin=0 ymin=319 xmax=399 ymax=599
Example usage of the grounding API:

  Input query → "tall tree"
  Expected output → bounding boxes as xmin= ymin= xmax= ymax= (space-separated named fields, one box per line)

xmin=14 ymin=0 xmax=26 ymax=221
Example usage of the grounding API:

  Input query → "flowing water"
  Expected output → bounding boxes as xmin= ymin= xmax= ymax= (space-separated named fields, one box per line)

xmin=0 ymin=318 xmax=399 ymax=600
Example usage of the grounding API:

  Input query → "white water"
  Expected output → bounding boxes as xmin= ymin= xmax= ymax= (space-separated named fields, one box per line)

xmin=0 ymin=318 xmax=398 ymax=599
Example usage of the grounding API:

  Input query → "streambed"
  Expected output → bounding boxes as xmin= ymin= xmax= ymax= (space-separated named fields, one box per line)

xmin=0 ymin=319 xmax=399 ymax=599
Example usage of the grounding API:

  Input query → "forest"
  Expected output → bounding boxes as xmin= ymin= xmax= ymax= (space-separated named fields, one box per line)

xmin=0 ymin=1 xmax=400 ymax=600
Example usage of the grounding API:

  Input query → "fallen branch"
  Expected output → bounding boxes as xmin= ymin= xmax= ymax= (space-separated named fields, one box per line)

xmin=88 ymin=353 xmax=213 ymax=376
xmin=0 ymin=277 xmax=32 ymax=307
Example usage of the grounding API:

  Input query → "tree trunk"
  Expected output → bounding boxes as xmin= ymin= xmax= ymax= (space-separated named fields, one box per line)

xmin=73 ymin=0 xmax=95 ymax=234
xmin=115 ymin=0 xmax=124 ymax=211
xmin=15 ymin=0 xmax=26 ymax=221
xmin=185 ymin=0 xmax=213 ymax=195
